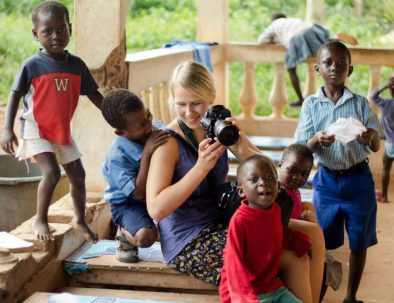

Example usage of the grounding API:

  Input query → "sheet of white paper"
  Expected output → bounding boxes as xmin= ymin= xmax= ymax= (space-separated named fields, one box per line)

xmin=0 ymin=231 xmax=33 ymax=250
xmin=326 ymin=117 xmax=367 ymax=144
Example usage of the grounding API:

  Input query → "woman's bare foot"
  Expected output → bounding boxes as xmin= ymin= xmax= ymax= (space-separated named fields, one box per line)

xmin=33 ymin=219 xmax=55 ymax=241
xmin=71 ymin=219 xmax=98 ymax=243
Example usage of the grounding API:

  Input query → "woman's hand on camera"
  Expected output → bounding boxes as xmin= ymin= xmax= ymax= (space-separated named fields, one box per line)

xmin=196 ymin=138 xmax=226 ymax=173
xmin=225 ymin=117 xmax=260 ymax=159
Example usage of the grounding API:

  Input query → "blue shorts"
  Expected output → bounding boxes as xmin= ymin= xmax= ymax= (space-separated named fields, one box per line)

xmin=285 ymin=24 xmax=329 ymax=69
xmin=110 ymin=197 xmax=154 ymax=236
xmin=312 ymin=163 xmax=377 ymax=252
xmin=385 ymin=141 xmax=394 ymax=158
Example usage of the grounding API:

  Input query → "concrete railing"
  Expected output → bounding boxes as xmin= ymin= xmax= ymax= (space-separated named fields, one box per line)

xmin=126 ymin=43 xmax=394 ymax=135
xmin=126 ymin=45 xmax=224 ymax=125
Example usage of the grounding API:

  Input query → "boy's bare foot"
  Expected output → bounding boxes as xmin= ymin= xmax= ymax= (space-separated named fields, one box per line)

xmin=71 ymin=219 xmax=98 ymax=243
xmin=33 ymin=219 xmax=55 ymax=241
xmin=379 ymin=195 xmax=388 ymax=203
xmin=335 ymin=33 xmax=358 ymax=46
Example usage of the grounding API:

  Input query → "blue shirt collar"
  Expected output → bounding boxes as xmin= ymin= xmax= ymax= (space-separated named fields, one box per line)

xmin=315 ymin=86 xmax=354 ymax=106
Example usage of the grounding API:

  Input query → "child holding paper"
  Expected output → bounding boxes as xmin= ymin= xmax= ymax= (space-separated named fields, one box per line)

xmin=295 ymin=40 xmax=383 ymax=303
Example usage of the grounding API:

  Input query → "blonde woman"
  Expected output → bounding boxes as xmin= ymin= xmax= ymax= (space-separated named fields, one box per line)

xmin=146 ymin=61 xmax=323 ymax=303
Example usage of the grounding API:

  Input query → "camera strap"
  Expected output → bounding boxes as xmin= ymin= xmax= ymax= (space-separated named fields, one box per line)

xmin=177 ymin=119 xmax=199 ymax=152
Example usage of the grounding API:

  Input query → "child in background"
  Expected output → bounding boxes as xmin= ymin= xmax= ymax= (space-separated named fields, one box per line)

xmin=370 ymin=74 xmax=394 ymax=202
xmin=295 ymin=40 xmax=383 ymax=303
xmin=257 ymin=13 xmax=357 ymax=107
xmin=101 ymin=89 xmax=169 ymax=263
xmin=219 ymin=155 xmax=312 ymax=303
xmin=1 ymin=1 xmax=103 ymax=241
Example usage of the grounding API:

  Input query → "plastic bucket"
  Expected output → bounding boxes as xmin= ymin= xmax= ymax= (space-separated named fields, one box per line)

xmin=0 ymin=154 xmax=69 ymax=231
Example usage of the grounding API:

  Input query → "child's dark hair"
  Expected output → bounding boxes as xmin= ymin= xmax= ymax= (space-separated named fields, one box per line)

xmin=281 ymin=143 xmax=313 ymax=165
xmin=101 ymin=89 xmax=144 ymax=130
xmin=317 ymin=40 xmax=352 ymax=64
xmin=271 ymin=12 xmax=287 ymax=21
xmin=32 ymin=1 xmax=70 ymax=28
xmin=236 ymin=154 xmax=277 ymax=183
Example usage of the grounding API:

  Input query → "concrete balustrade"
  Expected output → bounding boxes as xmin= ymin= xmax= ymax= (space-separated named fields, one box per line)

xmin=124 ymin=43 xmax=394 ymax=135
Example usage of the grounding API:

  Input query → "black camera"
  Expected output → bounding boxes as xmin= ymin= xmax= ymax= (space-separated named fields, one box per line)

xmin=200 ymin=105 xmax=239 ymax=146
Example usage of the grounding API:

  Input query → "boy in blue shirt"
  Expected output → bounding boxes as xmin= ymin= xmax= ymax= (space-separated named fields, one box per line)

xmin=101 ymin=89 xmax=169 ymax=263
xmin=295 ymin=41 xmax=383 ymax=303
xmin=370 ymin=74 xmax=394 ymax=202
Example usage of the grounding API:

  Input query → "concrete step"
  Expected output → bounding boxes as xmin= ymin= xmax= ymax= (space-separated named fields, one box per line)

xmin=23 ymin=287 xmax=219 ymax=302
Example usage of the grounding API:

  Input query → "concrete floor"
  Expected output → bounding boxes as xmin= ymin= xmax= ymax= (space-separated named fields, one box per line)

xmin=322 ymin=196 xmax=394 ymax=303
xmin=1 ymin=107 xmax=393 ymax=302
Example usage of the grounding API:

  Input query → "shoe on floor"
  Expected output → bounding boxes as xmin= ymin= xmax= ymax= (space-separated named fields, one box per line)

xmin=115 ymin=227 xmax=138 ymax=263
xmin=290 ymin=100 xmax=303 ymax=107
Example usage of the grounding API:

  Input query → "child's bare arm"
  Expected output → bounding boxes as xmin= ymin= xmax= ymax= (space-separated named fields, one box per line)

xmin=133 ymin=129 xmax=170 ymax=201
xmin=357 ymin=128 xmax=380 ymax=152
xmin=300 ymin=202 xmax=317 ymax=223
xmin=1 ymin=91 xmax=22 ymax=154
xmin=307 ymin=131 xmax=335 ymax=151
xmin=87 ymin=90 xmax=103 ymax=109
xmin=384 ymin=77 xmax=394 ymax=90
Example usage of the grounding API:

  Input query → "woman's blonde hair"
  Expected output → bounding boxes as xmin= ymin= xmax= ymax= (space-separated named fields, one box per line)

xmin=169 ymin=61 xmax=216 ymax=107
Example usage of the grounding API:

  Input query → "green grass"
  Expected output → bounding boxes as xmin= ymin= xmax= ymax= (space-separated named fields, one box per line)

xmin=1 ymin=0 xmax=394 ymax=119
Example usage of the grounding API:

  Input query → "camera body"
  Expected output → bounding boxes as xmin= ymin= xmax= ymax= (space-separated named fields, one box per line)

xmin=200 ymin=105 xmax=239 ymax=146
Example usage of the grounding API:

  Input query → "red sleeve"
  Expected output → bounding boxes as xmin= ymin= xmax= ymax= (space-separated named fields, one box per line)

xmin=220 ymin=218 xmax=260 ymax=303
xmin=283 ymin=228 xmax=312 ymax=257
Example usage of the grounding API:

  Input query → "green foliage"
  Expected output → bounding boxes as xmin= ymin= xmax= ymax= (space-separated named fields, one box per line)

xmin=0 ymin=0 xmax=45 ymax=15
xmin=0 ymin=0 xmax=73 ymax=15
xmin=126 ymin=6 xmax=196 ymax=52
xmin=0 ymin=0 xmax=74 ymax=104
xmin=130 ymin=0 xmax=195 ymax=17
xmin=0 ymin=14 xmax=37 ymax=103
xmin=1 ymin=0 xmax=394 ymax=120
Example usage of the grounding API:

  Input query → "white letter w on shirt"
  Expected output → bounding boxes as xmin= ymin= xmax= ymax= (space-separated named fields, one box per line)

xmin=53 ymin=78 xmax=70 ymax=92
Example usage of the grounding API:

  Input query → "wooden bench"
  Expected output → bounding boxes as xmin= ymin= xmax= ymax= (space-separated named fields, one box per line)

xmin=23 ymin=287 xmax=219 ymax=303
xmin=64 ymin=241 xmax=217 ymax=293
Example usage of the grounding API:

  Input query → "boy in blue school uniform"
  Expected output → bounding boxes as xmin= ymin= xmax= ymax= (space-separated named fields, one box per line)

xmin=101 ymin=89 xmax=169 ymax=263
xmin=295 ymin=41 xmax=383 ymax=303
xmin=370 ymin=74 xmax=394 ymax=202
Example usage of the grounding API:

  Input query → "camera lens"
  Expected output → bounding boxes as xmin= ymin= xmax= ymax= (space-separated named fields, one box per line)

xmin=214 ymin=121 xmax=239 ymax=146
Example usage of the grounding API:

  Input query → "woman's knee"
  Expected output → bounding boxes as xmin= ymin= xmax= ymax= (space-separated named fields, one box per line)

xmin=308 ymin=223 xmax=325 ymax=244
xmin=280 ymin=249 xmax=310 ymax=274
xmin=290 ymin=220 xmax=324 ymax=245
